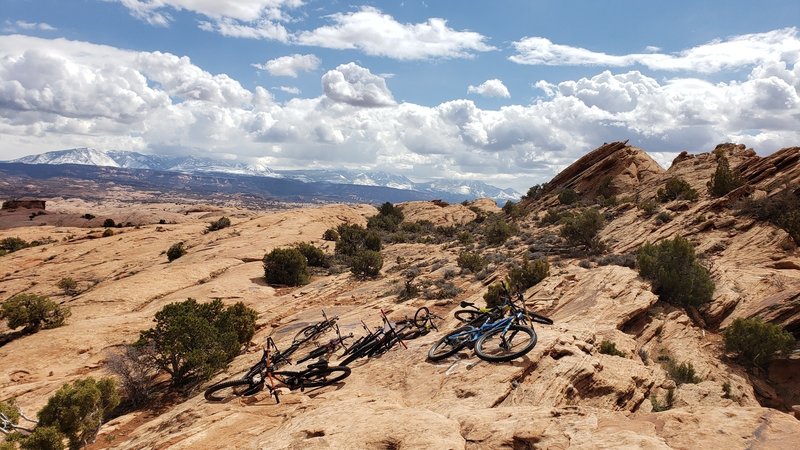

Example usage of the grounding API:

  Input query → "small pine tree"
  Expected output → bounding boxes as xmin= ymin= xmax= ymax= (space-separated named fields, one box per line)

xmin=206 ymin=217 xmax=231 ymax=232
xmin=102 ymin=228 xmax=115 ymax=237
xmin=507 ymin=257 xmax=549 ymax=291
xmin=657 ymin=177 xmax=698 ymax=202
xmin=457 ymin=251 xmax=486 ymax=273
xmin=723 ymin=317 xmax=795 ymax=367
xmin=560 ymin=208 xmax=604 ymax=250
xmin=637 ymin=236 xmax=714 ymax=307
xmin=558 ymin=188 xmax=580 ymax=205
xmin=350 ymin=250 xmax=383 ymax=278
xmin=263 ymin=248 xmax=310 ymax=286
xmin=0 ymin=293 xmax=70 ymax=331
xmin=102 ymin=219 xmax=116 ymax=228
xmin=708 ymin=153 xmax=744 ymax=197
xmin=483 ymin=216 xmax=517 ymax=245
xmin=37 ymin=377 xmax=120 ymax=450
xmin=322 ymin=228 xmax=339 ymax=241
xmin=0 ymin=237 xmax=30 ymax=254
xmin=20 ymin=426 xmax=66 ymax=450
xmin=57 ymin=277 xmax=79 ymax=296
xmin=295 ymin=242 xmax=329 ymax=267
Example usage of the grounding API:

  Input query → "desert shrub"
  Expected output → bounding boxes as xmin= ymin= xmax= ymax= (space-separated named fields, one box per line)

xmin=428 ymin=280 xmax=459 ymax=299
xmin=654 ymin=211 xmax=672 ymax=225
xmin=637 ymin=236 xmax=714 ymax=308
xmin=650 ymin=389 xmax=675 ymax=412
xmin=207 ymin=216 xmax=231 ymax=232
xmin=106 ymin=346 xmax=156 ymax=408
xmin=367 ymin=202 xmax=404 ymax=232
xmin=597 ymin=175 xmax=616 ymax=199
xmin=540 ymin=208 xmax=567 ymax=226
xmin=560 ymin=208 xmax=604 ymax=250
xmin=708 ymin=154 xmax=744 ymax=197
xmin=322 ymin=228 xmax=339 ymax=241
xmin=295 ymin=242 xmax=329 ymax=268
xmin=457 ymin=231 xmax=473 ymax=245
xmin=102 ymin=219 xmax=116 ymax=228
xmin=558 ymin=188 xmax=579 ymax=205
xmin=666 ymin=361 xmax=701 ymax=385
xmin=0 ymin=293 xmax=69 ymax=331
xmin=82 ymin=214 xmax=95 ymax=220
xmin=502 ymin=201 xmax=524 ymax=218
xmin=37 ymin=377 xmax=119 ymax=450
xmin=102 ymin=228 xmax=114 ymax=237
xmin=0 ymin=399 xmax=20 ymax=428
xmin=483 ymin=216 xmax=517 ymax=245
xmin=524 ymin=183 xmax=548 ymax=200
xmin=0 ymin=237 xmax=30 ymax=254
xmin=483 ymin=283 xmax=509 ymax=309
xmin=397 ymin=280 xmax=419 ymax=301
xmin=737 ymin=190 xmax=800 ymax=244
xmin=350 ymin=250 xmax=383 ymax=278
xmin=723 ymin=317 xmax=795 ymax=368
xmin=638 ymin=199 xmax=658 ymax=217
xmin=263 ymin=248 xmax=309 ymax=286
xmin=136 ymin=299 xmax=256 ymax=385
xmin=507 ymin=257 xmax=548 ymax=291
xmin=657 ymin=177 xmax=698 ymax=202
xmin=595 ymin=253 xmax=637 ymax=268
xmin=57 ymin=277 xmax=79 ymax=296
xmin=166 ymin=242 xmax=186 ymax=262
xmin=335 ymin=224 xmax=382 ymax=256
xmin=599 ymin=340 xmax=626 ymax=357
xmin=19 ymin=426 xmax=66 ymax=450
xmin=457 ymin=251 xmax=486 ymax=273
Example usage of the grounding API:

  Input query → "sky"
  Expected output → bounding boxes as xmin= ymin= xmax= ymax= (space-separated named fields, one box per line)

xmin=0 ymin=1 xmax=799 ymax=192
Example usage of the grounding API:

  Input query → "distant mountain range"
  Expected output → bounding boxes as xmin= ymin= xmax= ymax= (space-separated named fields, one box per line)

xmin=10 ymin=148 xmax=521 ymax=203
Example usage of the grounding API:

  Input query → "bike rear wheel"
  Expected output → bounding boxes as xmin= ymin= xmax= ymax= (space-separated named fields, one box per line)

xmin=454 ymin=309 xmax=488 ymax=325
xmin=204 ymin=379 xmax=259 ymax=402
xmin=474 ymin=324 xmax=537 ymax=362
xmin=427 ymin=326 xmax=473 ymax=361
xmin=414 ymin=307 xmax=431 ymax=328
xmin=276 ymin=367 xmax=351 ymax=389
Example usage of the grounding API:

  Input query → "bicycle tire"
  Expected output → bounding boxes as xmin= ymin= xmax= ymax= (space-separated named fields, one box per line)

xmin=277 ymin=367 xmax=351 ymax=389
xmin=474 ymin=324 xmax=537 ymax=362
xmin=530 ymin=312 xmax=554 ymax=325
xmin=427 ymin=326 xmax=473 ymax=361
xmin=204 ymin=379 xmax=258 ymax=402
xmin=414 ymin=307 xmax=431 ymax=328
xmin=293 ymin=324 xmax=319 ymax=343
xmin=454 ymin=309 xmax=487 ymax=325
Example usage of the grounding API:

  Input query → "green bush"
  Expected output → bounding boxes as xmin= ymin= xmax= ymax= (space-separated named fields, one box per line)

xmin=723 ymin=317 xmax=795 ymax=367
xmin=483 ymin=283 xmax=507 ymax=309
xmin=650 ymin=389 xmax=674 ymax=412
xmin=737 ymin=190 xmax=800 ymax=245
xmin=367 ymin=202 xmax=404 ymax=232
xmin=558 ymin=188 xmax=579 ymax=205
xmin=0 ymin=237 xmax=30 ymax=254
xmin=102 ymin=219 xmax=116 ymax=228
xmin=263 ymin=248 xmax=310 ymax=286
xmin=638 ymin=199 xmax=658 ymax=217
xmin=657 ymin=177 xmax=698 ymax=202
xmin=507 ymin=257 xmax=548 ymax=291
xmin=20 ymin=426 xmax=66 ymax=450
xmin=333 ymin=225 xmax=384 ymax=253
xmin=524 ymin=183 xmax=548 ymax=200
xmin=166 ymin=242 xmax=186 ymax=262
xmin=57 ymin=277 xmax=79 ymax=296
xmin=560 ymin=208 xmax=604 ymax=250
xmin=0 ymin=293 xmax=70 ymax=331
xmin=598 ymin=340 xmax=626 ymax=357
xmin=295 ymin=242 xmax=329 ymax=268
xmin=457 ymin=251 xmax=487 ymax=273
xmin=322 ymin=228 xmax=339 ymax=241
xmin=667 ymin=361 xmax=701 ymax=385
xmin=637 ymin=236 xmax=714 ymax=308
xmin=483 ymin=216 xmax=517 ymax=245
xmin=350 ymin=250 xmax=383 ymax=278
xmin=708 ymin=154 xmax=744 ymax=197
xmin=502 ymin=201 xmax=524 ymax=218
xmin=37 ymin=377 xmax=119 ymax=450
xmin=207 ymin=216 xmax=231 ymax=232
xmin=136 ymin=299 xmax=256 ymax=385
xmin=102 ymin=228 xmax=114 ymax=237
xmin=597 ymin=175 xmax=616 ymax=199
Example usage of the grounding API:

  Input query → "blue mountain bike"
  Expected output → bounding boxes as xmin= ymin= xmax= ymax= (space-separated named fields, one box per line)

xmin=428 ymin=305 xmax=540 ymax=363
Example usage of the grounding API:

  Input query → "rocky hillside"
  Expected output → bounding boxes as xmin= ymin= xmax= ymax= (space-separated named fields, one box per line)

xmin=0 ymin=142 xmax=798 ymax=449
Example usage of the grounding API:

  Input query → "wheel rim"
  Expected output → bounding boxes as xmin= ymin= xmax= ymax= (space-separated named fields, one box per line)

xmin=477 ymin=326 xmax=535 ymax=360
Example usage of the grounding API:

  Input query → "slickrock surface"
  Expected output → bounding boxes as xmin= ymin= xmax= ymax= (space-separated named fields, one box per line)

xmin=1 ymin=142 xmax=799 ymax=449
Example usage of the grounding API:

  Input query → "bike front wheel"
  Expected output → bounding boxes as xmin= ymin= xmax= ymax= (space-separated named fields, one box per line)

xmin=474 ymin=325 xmax=537 ymax=362
xmin=427 ymin=326 xmax=473 ymax=361
xmin=277 ymin=367 xmax=351 ymax=389
xmin=204 ymin=379 xmax=259 ymax=402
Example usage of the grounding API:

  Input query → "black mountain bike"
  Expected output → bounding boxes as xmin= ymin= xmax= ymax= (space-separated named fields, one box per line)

xmin=204 ymin=336 xmax=351 ymax=403
xmin=292 ymin=310 xmax=339 ymax=344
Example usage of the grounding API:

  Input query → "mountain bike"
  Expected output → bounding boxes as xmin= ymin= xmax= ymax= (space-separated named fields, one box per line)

xmin=204 ymin=336 xmax=351 ymax=403
xmin=428 ymin=295 xmax=550 ymax=362
xmin=292 ymin=310 xmax=338 ymax=344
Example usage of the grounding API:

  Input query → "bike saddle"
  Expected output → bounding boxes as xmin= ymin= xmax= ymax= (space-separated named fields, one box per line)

xmin=460 ymin=301 xmax=475 ymax=308
xmin=308 ymin=358 xmax=329 ymax=369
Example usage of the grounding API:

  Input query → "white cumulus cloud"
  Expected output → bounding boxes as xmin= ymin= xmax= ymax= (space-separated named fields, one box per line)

xmin=511 ymin=27 xmax=800 ymax=73
xmin=321 ymin=62 xmax=396 ymax=107
xmin=278 ymin=86 xmax=301 ymax=94
xmin=295 ymin=6 xmax=495 ymax=60
xmin=254 ymin=54 xmax=320 ymax=77
xmin=467 ymin=79 xmax=510 ymax=98
xmin=3 ymin=20 xmax=56 ymax=32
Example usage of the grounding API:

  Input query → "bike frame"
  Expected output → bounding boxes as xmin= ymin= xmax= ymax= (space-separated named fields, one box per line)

xmin=445 ymin=310 xmax=526 ymax=346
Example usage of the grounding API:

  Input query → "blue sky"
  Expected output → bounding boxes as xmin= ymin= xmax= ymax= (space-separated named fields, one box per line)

xmin=1 ymin=0 xmax=799 ymax=192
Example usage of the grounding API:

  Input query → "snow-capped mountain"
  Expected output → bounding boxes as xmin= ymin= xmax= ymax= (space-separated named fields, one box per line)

xmin=8 ymin=148 xmax=522 ymax=202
